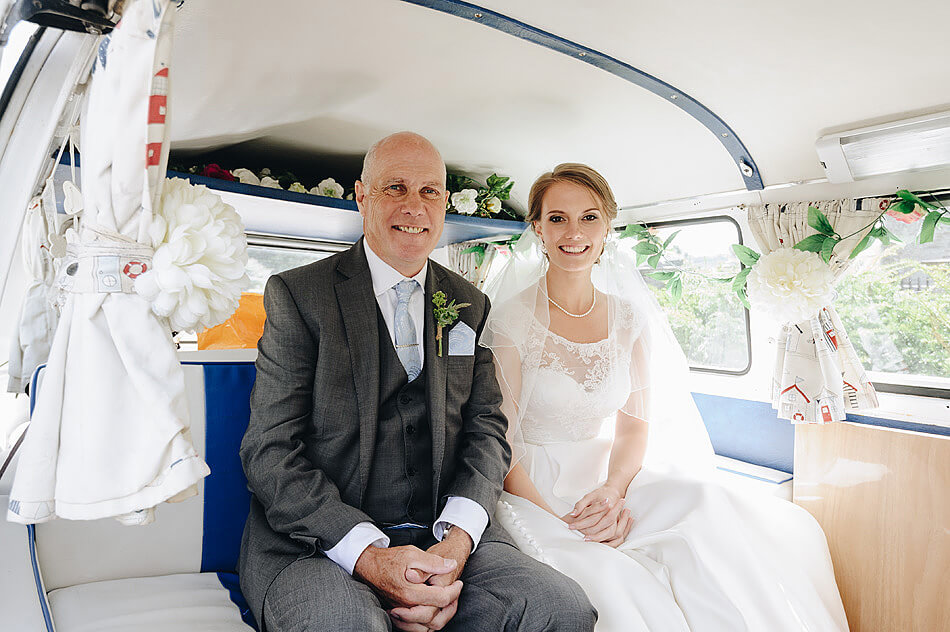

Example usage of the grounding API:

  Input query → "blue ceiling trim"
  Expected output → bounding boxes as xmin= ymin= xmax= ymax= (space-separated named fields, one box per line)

xmin=400 ymin=0 xmax=765 ymax=191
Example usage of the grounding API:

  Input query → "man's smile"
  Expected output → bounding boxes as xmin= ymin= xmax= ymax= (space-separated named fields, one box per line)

xmin=394 ymin=225 xmax=428 ymax=234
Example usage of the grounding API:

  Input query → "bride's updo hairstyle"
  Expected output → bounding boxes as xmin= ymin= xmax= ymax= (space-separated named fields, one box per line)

xmin=527 ymin=163 xmax=619 ymax=223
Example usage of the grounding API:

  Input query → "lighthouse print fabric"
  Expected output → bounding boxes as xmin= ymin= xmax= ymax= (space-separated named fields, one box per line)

xmin=8 ymin=0 xmax=210 ymax=525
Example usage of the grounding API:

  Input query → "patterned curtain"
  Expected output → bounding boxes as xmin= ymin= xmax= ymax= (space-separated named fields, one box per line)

xmin=747 ymin=200 xmax=880 ymax=423
xmin=447 ymin=240 xmax=508 ymax=290
xmin=7 ymin=0 xmax=210 ymax=526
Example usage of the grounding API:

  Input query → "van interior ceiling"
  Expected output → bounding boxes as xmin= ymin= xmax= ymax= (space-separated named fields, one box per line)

xmin=0 ymin=2 xmax=948 ymax=632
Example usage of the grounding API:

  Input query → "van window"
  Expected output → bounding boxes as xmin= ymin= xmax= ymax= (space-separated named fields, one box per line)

xmin=175 ymin=236 xmax=343 ymax=349
xmin=245 ymin=238 xmax=343 ymax=292
xmin=626 ymin=217 xmax=751 ymax=374
xmin=835 ymin=212 xmax=950 ymax=389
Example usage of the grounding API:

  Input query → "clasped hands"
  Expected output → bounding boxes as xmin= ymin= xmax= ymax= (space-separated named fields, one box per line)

xmin=560 ymin=484 xmax=633 ymax=548
xmin=353 ymin=528 xmax=472 ymax=631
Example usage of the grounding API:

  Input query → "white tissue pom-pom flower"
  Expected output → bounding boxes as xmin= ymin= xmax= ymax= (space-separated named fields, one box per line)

xmin=746 ymin=248 xmax=835 ymax=324
xmin=485 ymin=196 xmax=502 ymax=214
xmin=136 ymin=178 xmax=250 ymax=332
xmin=311 ymin=178 xmax=344 ymax=198
xmin=260 ymin=176 xmax=282 ymax=189
xmin=288 ymin=182 xmax=307 ymax=193
xmin=231 ymin=168 xmax=260 ymax=186
xmin=451 ymin=189 xmax=478 ymax=215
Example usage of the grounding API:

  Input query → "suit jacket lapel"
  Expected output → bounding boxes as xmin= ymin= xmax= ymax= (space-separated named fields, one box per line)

xmin=425 ymin=263 xmax=448 ymax=511
xmin=334 ymin=240 xmax=380 ymax=504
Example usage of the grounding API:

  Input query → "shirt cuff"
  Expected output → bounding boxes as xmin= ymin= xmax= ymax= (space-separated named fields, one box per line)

xmin=323 ymin=522 xmax=390 ymax=575
xmin=433 ymin=496 xmax=489 ymax=551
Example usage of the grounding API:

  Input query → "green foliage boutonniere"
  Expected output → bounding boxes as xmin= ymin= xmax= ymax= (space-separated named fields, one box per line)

xmin=432 ymin=291 xmax=471 ymax=357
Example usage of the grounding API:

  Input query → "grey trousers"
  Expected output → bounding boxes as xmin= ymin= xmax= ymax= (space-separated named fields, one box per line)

xmin=262 ymin=541 xmax=597 ymax=632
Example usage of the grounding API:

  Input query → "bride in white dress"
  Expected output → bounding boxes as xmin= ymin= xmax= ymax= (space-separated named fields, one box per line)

xmin=481 ymin=164 xmax=849 ymax=631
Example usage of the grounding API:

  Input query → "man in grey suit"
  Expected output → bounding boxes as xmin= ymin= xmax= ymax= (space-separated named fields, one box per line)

xmin=239 ymin=132 xmax=596 ymax=631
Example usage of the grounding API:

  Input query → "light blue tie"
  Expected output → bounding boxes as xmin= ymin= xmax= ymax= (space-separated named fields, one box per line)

xmin=393 ymin=279 xmax=421 ymax=381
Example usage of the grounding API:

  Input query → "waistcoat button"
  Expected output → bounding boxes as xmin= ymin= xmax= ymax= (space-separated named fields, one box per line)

xmin=406 ymin=424 xmax=415 ymax=435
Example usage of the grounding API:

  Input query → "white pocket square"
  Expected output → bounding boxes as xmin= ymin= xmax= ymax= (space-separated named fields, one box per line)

xmin=447 ymin=321 xmax=476 ymax=356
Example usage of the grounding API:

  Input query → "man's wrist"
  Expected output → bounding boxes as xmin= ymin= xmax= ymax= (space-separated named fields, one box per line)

xmin=441 ymin=524 xmax=473 ymax=554
xmin=352 ymin=543 xmax=381 ymax=582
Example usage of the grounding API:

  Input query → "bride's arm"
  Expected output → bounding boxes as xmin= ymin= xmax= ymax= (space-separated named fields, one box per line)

xmin=503 ymin=463 xmax=557 ymax=516
xmin=491 ymin=337 xmax=560 ymax=519
xmin=605 ymin=410 xmax=648 ymax=496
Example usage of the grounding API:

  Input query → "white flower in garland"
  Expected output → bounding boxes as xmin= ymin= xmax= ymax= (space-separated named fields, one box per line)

xmin=231 ymin=168 xmax=260 ymax=186
xmin=260 ymin=176 xmax=282 ymax=189
xmin=312 ymin=177 xmax=344 ymax=198
xmin=485 ymin=196 xmax=502 ymax=215
xmin=746 ymin=248 xmax=835 ymax=324
xmin=451 ymin=188 xmax=478 ymax=215
xmin=136 ymin=178 xmax=250 ymax=332
xmin=288 ymin=182 xmax=307 ymax=193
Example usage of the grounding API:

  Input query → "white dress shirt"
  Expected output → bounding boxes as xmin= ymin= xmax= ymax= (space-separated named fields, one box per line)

xmin=322 ymin=241 xmax=490 ymax=575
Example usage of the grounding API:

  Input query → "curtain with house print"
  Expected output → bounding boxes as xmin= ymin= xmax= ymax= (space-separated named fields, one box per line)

xmin=747 ymin=200 xmax=880 ymax=423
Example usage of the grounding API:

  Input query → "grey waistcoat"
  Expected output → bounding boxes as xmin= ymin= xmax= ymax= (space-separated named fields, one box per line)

xmin=362 ymin=309 xmax=435 ymax=526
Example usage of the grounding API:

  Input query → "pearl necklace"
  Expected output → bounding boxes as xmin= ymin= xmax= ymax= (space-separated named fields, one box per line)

xmin=548 ymin=288 xmax=596 ymax=318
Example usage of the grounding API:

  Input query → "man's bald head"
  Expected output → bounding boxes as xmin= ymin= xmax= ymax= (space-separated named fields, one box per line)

xmin=354 ymin=132 xmax=449 ymax=277
xmin=360 ymin=131 xmax=446 ymax=187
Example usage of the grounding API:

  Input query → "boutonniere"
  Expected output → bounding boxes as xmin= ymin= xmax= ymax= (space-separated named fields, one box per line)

xmin=432 ymin=291 xmax=471 ymax=357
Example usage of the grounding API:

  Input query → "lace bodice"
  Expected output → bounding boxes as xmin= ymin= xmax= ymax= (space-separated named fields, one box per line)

xmin=519 ymin=299 xmax=641 ymax=444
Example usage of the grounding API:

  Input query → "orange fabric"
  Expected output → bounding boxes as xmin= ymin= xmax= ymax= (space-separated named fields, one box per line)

xmin=197 ymin=293 xmax=265 ymax=349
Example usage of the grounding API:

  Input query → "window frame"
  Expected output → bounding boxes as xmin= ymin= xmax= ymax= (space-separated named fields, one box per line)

xmin=620 ymin=214 xmax=753 ymax=376
xmin=245 ymin=232 xmax=351 ymax=255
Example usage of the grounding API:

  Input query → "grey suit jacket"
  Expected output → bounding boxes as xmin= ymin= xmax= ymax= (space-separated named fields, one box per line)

xmin=238 ymin=239 xmax=513 ymax=627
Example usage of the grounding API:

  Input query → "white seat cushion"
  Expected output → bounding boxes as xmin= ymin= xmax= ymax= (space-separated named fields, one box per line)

xmin=48 ymin=573 xmax=254 ymax=631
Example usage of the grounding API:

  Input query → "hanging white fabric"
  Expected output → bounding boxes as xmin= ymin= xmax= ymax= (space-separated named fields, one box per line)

xmin=6 ymin=130 xmax=81 ymax=394
xmin=7 ymin=0 xmax=210 ymax=526
xmin=747 ymin=201 xmax=879 ymax=423
xmin=6 ymin=196 xmax=57 ymax=394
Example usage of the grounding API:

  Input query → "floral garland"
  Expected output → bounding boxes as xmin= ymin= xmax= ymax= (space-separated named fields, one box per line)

xmin=609 ymin=189 xmax=949 ymax=315
xmin=169 ymin=162 xmax=522 ymax=219
xmin=446 ymin=173 xmax=519 ymax=219
xmin=725 ymin=190 xmax=949 ymax=318
xmin=170 ymin=162 xmax=355 ymax=201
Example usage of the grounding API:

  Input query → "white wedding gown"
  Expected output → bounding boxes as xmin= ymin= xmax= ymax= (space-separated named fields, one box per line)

xmin=493 ymin=308 xmax=849 ymax=632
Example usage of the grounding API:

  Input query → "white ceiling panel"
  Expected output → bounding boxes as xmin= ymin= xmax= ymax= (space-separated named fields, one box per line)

xmin=167 ymin=0 xmax=950 ymax=210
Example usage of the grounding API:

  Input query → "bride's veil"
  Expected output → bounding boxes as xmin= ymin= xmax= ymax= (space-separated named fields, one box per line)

xmin=480 ymin=225 xmax=714 ymax=475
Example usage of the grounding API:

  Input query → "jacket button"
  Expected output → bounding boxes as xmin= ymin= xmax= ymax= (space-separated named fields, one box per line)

xmin=406 ymin=424 xmax=415 ymax=435
xmin=407 ymin=467 xmax=417 ymax=476
xmin=400 ymin=394 xmax=411 ymax=405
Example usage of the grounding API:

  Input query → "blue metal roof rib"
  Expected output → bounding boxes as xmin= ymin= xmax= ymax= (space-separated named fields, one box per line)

xmin=401 ymin=0 xmax=764 ymax=191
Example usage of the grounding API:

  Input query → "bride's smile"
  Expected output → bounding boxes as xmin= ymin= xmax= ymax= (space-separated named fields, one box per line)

xmin=533 ymin=180 xmax=609 ymax=275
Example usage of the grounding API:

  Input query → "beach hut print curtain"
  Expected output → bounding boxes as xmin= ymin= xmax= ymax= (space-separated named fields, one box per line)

xmin=747 ymin=201 xmax=880 ymax=423
xmin=7 ymin=0 xmax=210 ymax=525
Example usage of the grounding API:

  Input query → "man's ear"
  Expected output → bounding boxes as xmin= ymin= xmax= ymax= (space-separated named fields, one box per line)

xmin=354 ymin=180 xmax=367 ymax=217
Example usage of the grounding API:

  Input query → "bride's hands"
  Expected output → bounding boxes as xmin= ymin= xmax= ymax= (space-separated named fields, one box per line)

xmin=561 ymin=485 xmax=634 ymax=548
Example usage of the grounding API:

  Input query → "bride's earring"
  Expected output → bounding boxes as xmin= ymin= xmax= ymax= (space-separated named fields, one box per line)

xmin=539 ymin=241 xmax=548 ymax=258
xmin=595 ymin=233 xmax=607 ymax=265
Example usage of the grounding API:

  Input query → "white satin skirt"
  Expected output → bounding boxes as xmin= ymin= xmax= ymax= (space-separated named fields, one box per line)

xmin=496 ymin=438 xmax=849 ymax=632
